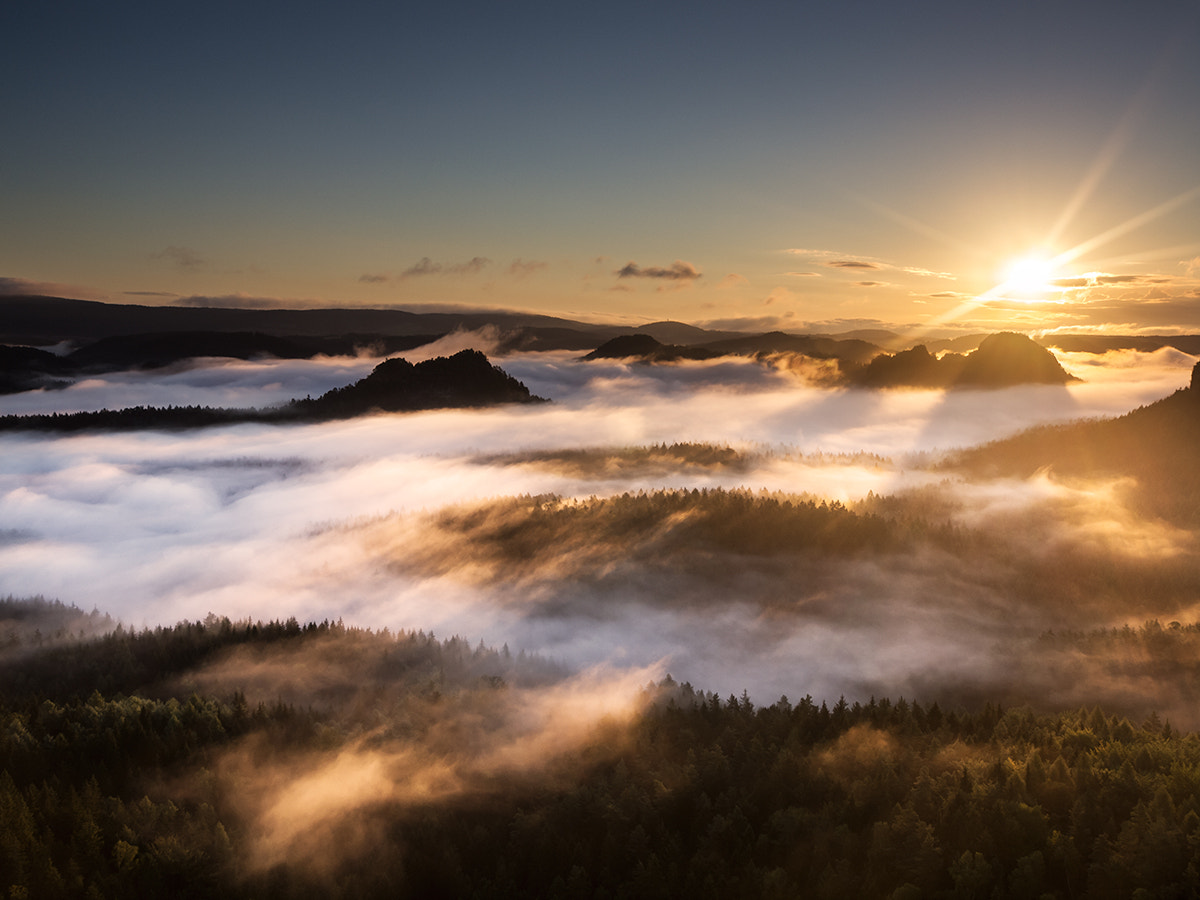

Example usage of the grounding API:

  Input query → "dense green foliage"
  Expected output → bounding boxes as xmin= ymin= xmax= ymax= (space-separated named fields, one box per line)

xmin=3 ymin=602 xmax=1200 ymax=897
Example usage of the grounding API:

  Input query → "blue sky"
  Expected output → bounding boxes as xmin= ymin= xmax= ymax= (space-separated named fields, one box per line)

xmin=3 ymin=0 xmax=1198 ymax=333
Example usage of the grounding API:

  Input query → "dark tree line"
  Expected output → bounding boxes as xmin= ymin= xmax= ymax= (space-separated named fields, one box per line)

xmin=3 ymin=599 xmax=1200 ymax=897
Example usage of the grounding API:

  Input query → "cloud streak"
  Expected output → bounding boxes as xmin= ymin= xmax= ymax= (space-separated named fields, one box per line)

xmin=615 ymin=260 xmax=701 ymax=280
xmin=402 ymin=256 xmax=492 ymax=278
xmin=154 ymin=245 xmax=208 ymax=270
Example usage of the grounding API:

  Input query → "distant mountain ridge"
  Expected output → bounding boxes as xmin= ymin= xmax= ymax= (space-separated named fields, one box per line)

xmin=844 ymin=332 xmax=1078 ymax=388
xmin=584 ymin=330 xmax=1077 ymax=390
xmin=0 ymin=295 xmax=619 ymax=344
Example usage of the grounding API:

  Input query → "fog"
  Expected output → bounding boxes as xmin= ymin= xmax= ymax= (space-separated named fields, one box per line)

xmin=1 ymin=346 xmax=1196 ymax=711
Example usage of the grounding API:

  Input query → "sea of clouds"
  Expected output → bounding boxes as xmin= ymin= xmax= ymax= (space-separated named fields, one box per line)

xmin=1 ymin=344 xmax=1194 ymax=704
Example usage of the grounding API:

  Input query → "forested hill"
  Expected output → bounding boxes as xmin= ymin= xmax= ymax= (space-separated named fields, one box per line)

xmin=947 ymin=363 xmax=1200 ymax=522
xmin=0 ymin=350 xmax=545 ymax=433
xmin=4 ymin=597 xmax=1200 ymax=898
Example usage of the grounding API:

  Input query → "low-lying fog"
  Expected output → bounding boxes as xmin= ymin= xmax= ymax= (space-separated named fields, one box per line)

xmin=2 ymin=344 xmax=1196 ymax=712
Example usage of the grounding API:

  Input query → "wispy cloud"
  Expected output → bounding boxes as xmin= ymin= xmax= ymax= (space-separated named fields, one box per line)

xmin=715 ymin=273 xmax=748 ymax=289
xmin=901 ymin=266 xmax=955 ymax=280
xmin=615 ymin=260 xmax=701 ymax=281
xmin=787 ymin=249 xmax=954 ymax=280
xmin=855 ymin=281 xmax=885 ymax=287
xmin=358 ymin=273 xmax=389 ymax=284
xmin=401 ymin=256 xmax=492 ymax=278
xmin=826 ymin=260 xmax=880 ymax=270
xmin=154 ymin=245 xmax=208 ymax=271
xmin=1051 ymin=272 xmax=1171 ymax=289
xmin=508 ymin=259 xmax=549 ymax=278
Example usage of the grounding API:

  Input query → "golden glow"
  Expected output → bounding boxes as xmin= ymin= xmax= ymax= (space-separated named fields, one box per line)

xmin=1000 ymin=251 xmax=1059 ymax=296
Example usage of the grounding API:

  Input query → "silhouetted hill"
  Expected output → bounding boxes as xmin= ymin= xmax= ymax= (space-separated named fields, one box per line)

xmin=0 ymin=350 xmax=544 ymax=432
xmin=292 ymin=349 xmax=544 ymax=417
xmin=844 ymin=332 xmax=1075 ymax=388
xmin=844 ymin=344 xmax=965 ymax=388
xmin=583 ymin=334 xmax=719 ymax=362
xmin=0 ymin=345 xmax=73 ymax=393
xmin=955 ymin=331 xmax=1078 ymax=386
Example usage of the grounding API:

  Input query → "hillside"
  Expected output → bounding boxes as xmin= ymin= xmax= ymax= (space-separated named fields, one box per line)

xmin=947 ymin=362 xmax=1200 ymax=522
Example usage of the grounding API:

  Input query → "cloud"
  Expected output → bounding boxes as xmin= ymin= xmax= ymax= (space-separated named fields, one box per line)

xmin=927 ymin=291 xmax=969 ymax=299
xmin=154 ymin=245 xmax=207 ymax=270
xmin=715 ymin=273 xmax=748 ymax=289
xmin=401 ymin=256 xmax=491 ymax=278
xmin=826 ymin=260 xmax=880 ymax=270
xmin=901 ymin=266 xmax=956 ymax=280
xmin=615 ymin=260 xmax=701 ymax=281
xmin=1015 ymin=296 xmax=1200 ymax=331
xmin=785 ymin=271 xmax=821 ymax=277
xmin=1051 ymin=272 xmax=1164 ymax=289
xmin=2 ymin=350 xmax=1196 ymax=718
xmin=787 ymin=249 xmax=953 ymax=280
xmin=123 ymin=290 xmax=178 ymax=298
xmin=855 ymin=281 xmax=884 ymax=287
xmin=508 ymin=259 xmax=548 ymax=277
xmin=763 ymin=287 xmax=796 ymax=306
xmin=358 ymin=273 xmax=390 ymax=284
xmin=190 ymin=640 xmax=659 ymax=877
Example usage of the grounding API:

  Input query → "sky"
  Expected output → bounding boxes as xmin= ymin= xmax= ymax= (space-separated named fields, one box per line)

xmin=2 ymin=1 xmax=1200 ymax=333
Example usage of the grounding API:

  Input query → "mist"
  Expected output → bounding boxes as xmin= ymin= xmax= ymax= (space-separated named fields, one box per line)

xmin=1 ymin=346 xmax=1197 ymax=713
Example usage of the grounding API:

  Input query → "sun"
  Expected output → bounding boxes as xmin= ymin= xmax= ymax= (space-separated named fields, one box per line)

xmin=1001 ymin=252 xmax=1058 ymax=295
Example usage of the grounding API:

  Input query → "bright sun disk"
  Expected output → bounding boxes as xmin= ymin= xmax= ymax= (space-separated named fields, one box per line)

xmin=1002 ymin=252 xmax=1058 ymax=295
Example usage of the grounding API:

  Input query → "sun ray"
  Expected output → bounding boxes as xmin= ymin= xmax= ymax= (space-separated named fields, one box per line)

xmin=1057 ymin=184 xmax=1200 ymax=267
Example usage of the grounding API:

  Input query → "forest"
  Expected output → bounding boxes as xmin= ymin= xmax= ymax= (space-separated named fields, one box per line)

xmin=4 ymin=597 xmax=1200 ymax=899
